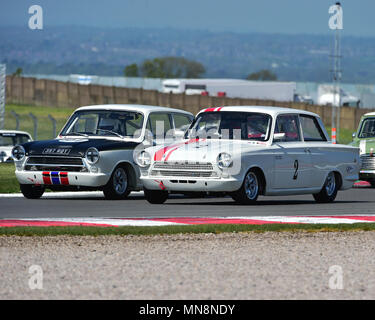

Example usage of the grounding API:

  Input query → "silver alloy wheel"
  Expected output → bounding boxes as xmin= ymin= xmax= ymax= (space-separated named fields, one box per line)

xmin=113 ymin=167 xmax=128 ymax=195
xmin=244 ymin=171 xmax=259 ymax=200
xmin=325 ymin=172 xmax=336 ymax=196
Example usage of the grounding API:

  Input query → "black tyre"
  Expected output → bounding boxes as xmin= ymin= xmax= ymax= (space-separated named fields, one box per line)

xmin=103 ymin=166 xmax=131 ymax=200
xmin=20 ymin=184 xmax=45 ymax=199
xmin=231 ymin=170 xmax=262 ymax=205
xmin=313 ymin=171 xmax=338 ymax=203
xmin=144 ymin=187 xmax=168 ymax=204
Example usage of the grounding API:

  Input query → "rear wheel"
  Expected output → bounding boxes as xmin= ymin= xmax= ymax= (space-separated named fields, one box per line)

xmin=20 ymin=184 xmax=45 ymax=199
xmin=231 ymin=170 xmax=262 ymax=205
xmin=103 ymin=166 xmax=131 ymax=200
xmin=313 ymin=171 xmax=338 ymax=203
xmin=144 ymin=188 xmax=168 ymax=204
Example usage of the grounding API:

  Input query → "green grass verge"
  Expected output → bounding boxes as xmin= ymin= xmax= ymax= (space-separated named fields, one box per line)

xmin=1 ymin=223 xmax=375 ymax=236
xmin=0 ymin=163 xmax=19 ymax=193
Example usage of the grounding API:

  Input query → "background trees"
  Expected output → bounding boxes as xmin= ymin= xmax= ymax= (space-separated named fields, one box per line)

xmin=124 ymin=57 xmax=205 ymax=78
xmin=247 ymin=69 xmax=277 ymax=81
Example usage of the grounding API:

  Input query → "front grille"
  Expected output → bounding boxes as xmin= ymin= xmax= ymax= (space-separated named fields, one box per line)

xmin=360 ymin=155 xmax=375 ymax=170
xmin=153 ymin=162 xmax=213 ymax=171
xmin=27 ymin=156 xmax=84 ymax=166
xmin=150 ymin=161 xmax=217 ymax=178
xmin=150 ymin=170 xmax=217 ymax=178
xmin=25 ymin=156 xmax=85 ymax=172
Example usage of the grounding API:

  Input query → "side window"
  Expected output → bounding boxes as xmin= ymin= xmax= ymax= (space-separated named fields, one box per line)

xmin=274 ymin=114 xmax=301 ymax=142
xmin=148 ymin=113 xmax=173 ymax=137
xmin=173 ymin=114 xmax=192 ymax=131
xmin=299 ymin=115 xmax=327 ymax=141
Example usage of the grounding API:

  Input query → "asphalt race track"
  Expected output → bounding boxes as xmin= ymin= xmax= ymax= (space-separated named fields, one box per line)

xmin=0 ymin=187 xmax=374 ymax=219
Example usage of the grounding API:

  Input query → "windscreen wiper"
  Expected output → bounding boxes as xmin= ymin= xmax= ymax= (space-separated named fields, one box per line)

xmin=64 ymin=132 xmax=89 ymax=137
xmin=96 ymin=129 xmax=125 ymax=139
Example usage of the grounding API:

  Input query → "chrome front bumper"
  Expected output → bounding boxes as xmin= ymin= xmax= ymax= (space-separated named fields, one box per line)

xmin=141 ymin=176 xmax=242 ymax=192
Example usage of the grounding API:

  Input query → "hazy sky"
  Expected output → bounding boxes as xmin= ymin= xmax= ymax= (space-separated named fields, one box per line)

xmin=1 ymin=0 xmax=374 ymax=36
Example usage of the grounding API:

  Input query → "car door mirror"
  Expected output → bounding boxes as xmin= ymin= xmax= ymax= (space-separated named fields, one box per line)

xmin=273 ymin=133 xmax=286 ymax=142
xmin=352 ymin=132 xmax=356 ymax=140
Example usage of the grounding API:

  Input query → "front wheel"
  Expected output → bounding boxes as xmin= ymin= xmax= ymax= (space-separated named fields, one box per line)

xmin=231 ymin=170 xmax=262 ymax=205
xmin=144 ymin=188 xmax=168 ymax=204
xmin=313 ymin=171 xmax=338 ymax=203
xmin=103 ymin=166 xmax=131 ymax=200
xmin=20 ymin=184 xmax=45 ymax=199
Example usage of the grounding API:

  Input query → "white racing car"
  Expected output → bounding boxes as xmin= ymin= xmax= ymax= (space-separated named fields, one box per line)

xmin=12 ymin=104 xmax=193 ymax=199
xmin=137 ymin=106 xmax=360 ymax=204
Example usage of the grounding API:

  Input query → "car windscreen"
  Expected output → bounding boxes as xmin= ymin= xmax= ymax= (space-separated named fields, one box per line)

xmin=0 ymin=133 xmax=31 ymax=146
xmin=60 ymin=110 xmax=144 ymax=139
xmin=186 ymin=111 xmax=272 ymax=141
xmin=359 ymin=118 xmax=375 ymax=138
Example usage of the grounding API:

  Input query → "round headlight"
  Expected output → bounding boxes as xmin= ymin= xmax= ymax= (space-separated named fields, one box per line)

xmin=217 ymin=152 xmax=232 ymax=169
xmin=11 ymin=145 xmax=26 ymax=161
xmin=85 ymin=147 xmax=100 ymax=164
xmin=136 ymin=151 xmax=151 ymax=168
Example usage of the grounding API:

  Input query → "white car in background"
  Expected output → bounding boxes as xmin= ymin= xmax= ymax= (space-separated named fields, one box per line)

xmin=0 ymin=130 xmax=32 ymax=163
xmin=137 ymin=106 xmax=360 ymax=204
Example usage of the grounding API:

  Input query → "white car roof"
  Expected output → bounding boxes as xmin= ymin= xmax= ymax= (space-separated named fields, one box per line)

xmin=75 ymin=104 xmax=193 ymax=116
xmin=198 ymin=106 xmax=320 ymax=118
xmin=363 ymin=111 xmax=375 ymax=117
xmin=0 ymin=129 xmax=32 ymax=136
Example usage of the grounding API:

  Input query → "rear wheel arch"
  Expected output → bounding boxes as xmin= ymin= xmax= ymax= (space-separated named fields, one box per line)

xmin=313 ymin=170 xmax=339 ymax=203
xmin=333 ymin=171 xmax=343 ymax=190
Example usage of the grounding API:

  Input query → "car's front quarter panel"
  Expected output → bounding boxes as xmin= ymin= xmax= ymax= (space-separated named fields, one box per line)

xmin=235 ymin=145 xmax=275 ymax=193
xmin=96 ymin=149 xmax=141 ymax=189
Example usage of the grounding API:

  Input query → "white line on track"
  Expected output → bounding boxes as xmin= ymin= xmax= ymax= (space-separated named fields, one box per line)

xmin=224 ymin=215 xmax=375 ymax=224
xmin=19 ymin=217 xmax=179 ymax=226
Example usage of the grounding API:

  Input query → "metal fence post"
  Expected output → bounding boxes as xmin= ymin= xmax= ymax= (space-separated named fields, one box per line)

xmin=48 ymin=114 xmax=57 ymax=138
xmin=10 ymin=110 xmax=20 ymax=130
xmin=29 ymin=112 xmax=38 ymax=140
